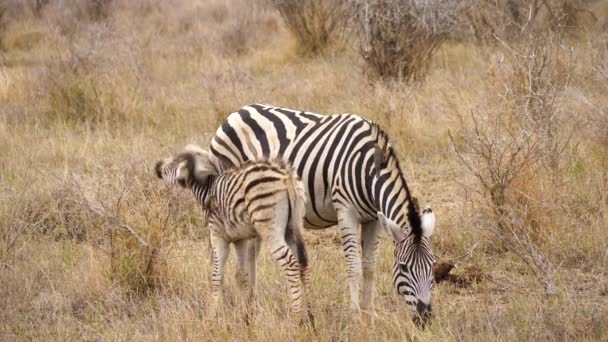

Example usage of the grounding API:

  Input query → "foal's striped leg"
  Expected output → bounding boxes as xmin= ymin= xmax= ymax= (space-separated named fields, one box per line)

xmin=234 ymin=238 xmax=256 ymax=317
xmin=259 ymin=224 xmax=304 ymax=314
xmin=210 ymin=231 xmax=229 ymax=317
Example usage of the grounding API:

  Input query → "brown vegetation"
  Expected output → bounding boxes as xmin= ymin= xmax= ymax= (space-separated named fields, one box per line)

xmin=272 ymin=0 xmax=350 ymax=56
xmin=350 ymin=0 xmax=459 ymax=82
xmin=1 ymin=0 xmax=607 ymax=340
xmin=462 ymin=0 xmax=583 ymax=42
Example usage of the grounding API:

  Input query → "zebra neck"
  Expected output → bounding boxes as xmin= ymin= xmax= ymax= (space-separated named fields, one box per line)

xmin=189 ymin=176 xmax=215 ymax=206
xmin=373 ymin=164 xmax=415 ymax=230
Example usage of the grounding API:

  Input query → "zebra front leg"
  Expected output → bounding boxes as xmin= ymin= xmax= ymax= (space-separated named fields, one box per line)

xmin=336 ymin=208 xmax=362 ymax=310
xmin=210 ymin=231 xmax=230 ymax=318
xmin=361 ymin=220 xmax=382 ymax=313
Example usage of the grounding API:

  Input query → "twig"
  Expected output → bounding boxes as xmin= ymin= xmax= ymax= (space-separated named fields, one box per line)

xmin=117 ymin=223 xmax=150 ymax=248
xmin=68 ymin=196 xmax=152 ymax=249
xmin=58 ymin=170 xmax=154 ymax=250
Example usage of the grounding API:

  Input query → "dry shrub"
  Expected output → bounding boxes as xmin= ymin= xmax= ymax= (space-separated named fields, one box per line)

xmin=43 ymin=0 xmax=112 ymax=38
xmin=23 ymin=185 xmax=101 ymax=241
xmin=272 ymin=0 xmax=350 ymax=55
xmin=496 ymin=31 xmax=574 ymax=173
xmin=0 ymin=0 xmax=12 ymax=50
xmin=462 ymin=0 xmax=581 ymax=43
xmin=0 ymin=0 xmax=38 ymax=20
xmin=350 ymin=0 xmax=459 ymax=83
xmin=202 ymin=66 xmax=257 ymax=128
xmin=0 ymin=191 xmax=29 ymax=265
xmin=43 ymin=47 xmax=138 ymax=127
xmin=85 ymin=0 xmax=112 ymax=21
xmin=591 ymin=39 xmax=608 ymax=148
xmin=0 ymin=1 xmax=47 ymax=51
xmin=31 ymin=0 xmax=49 ymax=16
xmin=0 ymin=9 xmax=6 ymax=51
xmin=220 ymin=1 xmax=279 ymax=56
xmin=587 ymin=0 xmax=608 ymax=32
xmin=593 ymin=40 xmax=608 ymax=80
xmin=450 ymin=31 xmax=576 ymax=296
xmin=1 ymin=171 xmax=107 ymax=246
xmin=5 ymin=159 xmax=198 ymax=295
xmin=64 ymin=161 xmax=194 ymax=295
xmin=46 ymin=70 xmax=105 ymax=125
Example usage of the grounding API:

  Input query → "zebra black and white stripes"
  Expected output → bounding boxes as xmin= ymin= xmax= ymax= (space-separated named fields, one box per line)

xmin=155 ymin=144 xmax=311 ymax=317
xmin=210 ymin=104 xmax=436 ymax=321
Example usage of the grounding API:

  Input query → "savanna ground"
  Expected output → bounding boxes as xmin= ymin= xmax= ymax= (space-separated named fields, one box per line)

xmin=1 ymin=0 xmax=607 ymax=340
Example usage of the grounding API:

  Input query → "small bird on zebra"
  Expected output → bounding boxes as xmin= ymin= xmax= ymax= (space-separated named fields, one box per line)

xmin=155 ymin=144 xmax=312 ymax=322
xmin=209 ymin=103 xmax=436 ymax=324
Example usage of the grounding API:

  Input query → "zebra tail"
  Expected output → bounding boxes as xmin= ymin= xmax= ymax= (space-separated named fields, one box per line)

xmin=285 ymin=172 xmax=308 ymax=268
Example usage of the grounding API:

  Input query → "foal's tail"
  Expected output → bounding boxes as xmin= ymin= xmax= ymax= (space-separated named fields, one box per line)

xmin=285 ymin=171 xmax=308 ymax=268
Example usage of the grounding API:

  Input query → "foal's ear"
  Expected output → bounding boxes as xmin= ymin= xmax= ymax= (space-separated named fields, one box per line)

xmin=378 ymin=212 xmax=404 ymax=243
xmin=175 ymin=159 xmax=192 ymax=188
xmin=183 ymin=145 xmax=218 ymax=185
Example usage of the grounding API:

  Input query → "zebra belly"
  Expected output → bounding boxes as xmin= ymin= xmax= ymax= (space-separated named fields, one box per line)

xmin=303 ymin=199 xmax=337 ymax=229
xmin=212 ymin=221 xmax=258 ymax=241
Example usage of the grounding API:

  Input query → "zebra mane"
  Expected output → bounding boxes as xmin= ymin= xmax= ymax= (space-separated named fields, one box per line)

xmin=225 ymin=158 xmax=293 ymax=173
xmin=370 ymin=122 xmax=424 ymax=242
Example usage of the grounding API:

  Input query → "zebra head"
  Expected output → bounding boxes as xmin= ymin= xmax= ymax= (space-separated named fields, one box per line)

xmin=378 ymin=205 xmax=436 ymax=326
xmin=155 ymin=144 xmax=217 ymax=188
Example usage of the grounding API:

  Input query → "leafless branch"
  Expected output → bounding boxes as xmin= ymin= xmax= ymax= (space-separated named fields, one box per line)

xmin=62 ymin=173 xmax=153 ymax=249
xmin=449 ymin=30 xmax=577 ymax=296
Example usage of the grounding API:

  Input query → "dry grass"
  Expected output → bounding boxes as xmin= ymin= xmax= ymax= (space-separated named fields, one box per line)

xmin=1 ymin=0 xmax=608 ymax=340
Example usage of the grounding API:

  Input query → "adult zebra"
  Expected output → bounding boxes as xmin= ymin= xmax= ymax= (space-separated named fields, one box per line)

xmin=209 ymin=104 xmax=436 ymax=321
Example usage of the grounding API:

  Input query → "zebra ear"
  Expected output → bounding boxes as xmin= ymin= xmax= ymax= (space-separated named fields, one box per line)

xmin=412 ymin=197 xmax=420 ymax=212
xmin=175 ymin=160 xmax=191 ymax=187
xmin=378 ymin=212 xmax=404 ymax=243
xmin=183 ymin=145 xmax=218 ymax=184
xmin=191 ymin=154 xmax=217 ymax=185
xmin=421 ymin=206 xmax=435 ymax=237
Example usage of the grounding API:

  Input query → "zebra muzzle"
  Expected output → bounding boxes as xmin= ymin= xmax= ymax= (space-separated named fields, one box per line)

xmin=414 ymin=301 xmax=432 ymax=327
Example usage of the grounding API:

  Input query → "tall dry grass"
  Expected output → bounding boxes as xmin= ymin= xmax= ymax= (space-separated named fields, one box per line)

xmin=1 ymin=0 xmax=607 ymax=340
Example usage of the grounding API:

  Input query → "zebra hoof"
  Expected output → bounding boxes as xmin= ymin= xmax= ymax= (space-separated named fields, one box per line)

xmin=242 ymin=312 xmax=253 ymax=326
xmin=298 ymin=308 xmax=315 ymax=328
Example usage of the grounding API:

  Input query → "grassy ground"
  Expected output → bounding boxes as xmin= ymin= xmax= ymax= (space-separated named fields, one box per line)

xmin=1 ymin=1 xmax=607 ymax=340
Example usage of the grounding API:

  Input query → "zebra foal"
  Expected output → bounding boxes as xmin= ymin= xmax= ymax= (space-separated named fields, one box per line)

xmin=155 ymin=144 xmax=311 ymax=319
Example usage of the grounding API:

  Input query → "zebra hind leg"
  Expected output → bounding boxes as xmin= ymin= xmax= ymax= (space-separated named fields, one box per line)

xmin=257 ymin=222 xmax=305 ymax=317
xmin=285 ymin=229 xmax=314 ymax=325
